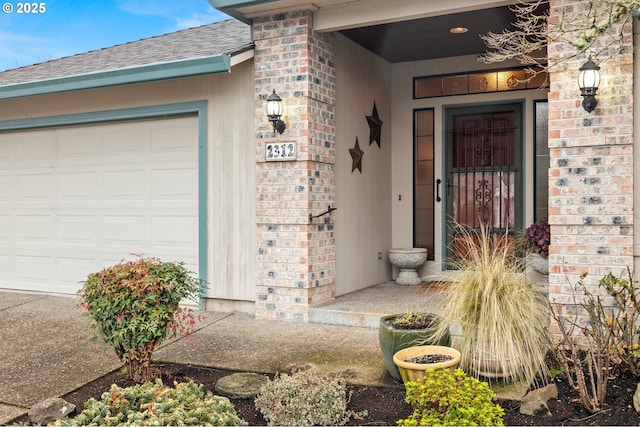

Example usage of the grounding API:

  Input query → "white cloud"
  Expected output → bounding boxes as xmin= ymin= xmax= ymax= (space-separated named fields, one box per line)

xmin=115 ymin=0 xmax=172 ymax=16
xmin=175 ymin=10 xmax=229 ymax=30
xmin=0 ymin=30 xmax=45 ymax=43
xmin=0 ymin=31 xmax=63 ymax=70
xmin=116 ymin=0 xmax=229 ymax=30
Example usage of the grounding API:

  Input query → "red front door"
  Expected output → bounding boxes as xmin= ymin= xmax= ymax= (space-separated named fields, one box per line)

xmin=445 ymin=103 xmax=523 ymax=259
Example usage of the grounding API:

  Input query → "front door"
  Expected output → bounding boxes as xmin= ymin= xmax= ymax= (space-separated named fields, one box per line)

xmin=444 ymin=103 xmax=523 ymax=259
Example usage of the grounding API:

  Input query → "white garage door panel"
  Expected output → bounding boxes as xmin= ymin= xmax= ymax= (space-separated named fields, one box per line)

xmin=152 ymin=168 xmax=197 ymax=199
xmin=0 ymin=254 xmax=10 ymax=281
xmin=57 ymin=257 xmax=97 ymax=294
xmin=16 ymin=255 xmax=52 ymax=286
xmin=0 ymin=139 xmax=10 ymax=160
xmin=57 ymin=129 xmax=99 ymax=160
xmin=17 ymin=174 xmax=52 ymax=200
xmin=0 ymin=175 xmax=11 ymax=200
xmin=16 ymin=134 xmax=53 ymax=161
xmin=58 ymin=173 xmax=98 ymax=201
xmin=152 ymin=217 xmax=198 ymax=245
xmin=152 ymin=119 xmax=197 ymax=152
xmin=102 ymin=125 xmax=150 ymax=156
xmin=102 ymin=215 xmax=147 ymax=246
xmin=57 ymin=216 xmax=98 ymax=244
xmin=103 ymin=170 xmax=147 ymax=200
xmin=16 ymin=215 xmax=53 ymax=243
xmin=0 ymin=116 xmax=199 ymax=294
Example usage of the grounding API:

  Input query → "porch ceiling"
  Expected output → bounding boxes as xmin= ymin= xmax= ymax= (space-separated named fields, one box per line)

xmin=339 ymin=7 xmax=521 ymax=63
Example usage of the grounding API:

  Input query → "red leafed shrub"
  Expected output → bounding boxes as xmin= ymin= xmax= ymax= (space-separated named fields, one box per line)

xmin=79 ymin=257 xmax=205 ymax=382
xmin=524 ymin=217 xmax=550 ymax=258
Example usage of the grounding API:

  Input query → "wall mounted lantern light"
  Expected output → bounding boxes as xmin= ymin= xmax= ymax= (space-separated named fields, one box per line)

xmin=266 ymin=89 xmax=286 ymax=134
xmin=578 ymin=58 xmax=600 ymax=113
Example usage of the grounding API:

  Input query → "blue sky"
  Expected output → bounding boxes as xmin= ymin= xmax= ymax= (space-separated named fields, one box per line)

xmin=0 ymin=0 xmax=230 ymax=71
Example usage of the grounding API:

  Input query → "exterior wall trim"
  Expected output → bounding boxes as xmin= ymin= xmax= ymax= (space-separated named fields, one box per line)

xmin=0 ymin=55 xmax=231 ymax=100
xmin=207 ymin=0 xmax=276 ymax=21
xmin=0 ymin=101 xmax=209 ymax=306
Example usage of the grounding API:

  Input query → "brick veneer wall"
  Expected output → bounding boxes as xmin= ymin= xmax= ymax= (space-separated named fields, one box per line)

xmin=547 ymin=0 xmax=634 ymax=320
xmin=252 ymin=11 xmax=336 ymax=320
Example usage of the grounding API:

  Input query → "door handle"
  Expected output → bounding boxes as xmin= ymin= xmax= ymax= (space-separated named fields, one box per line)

xmin=436 ymin=179 xmax=442 ymax=202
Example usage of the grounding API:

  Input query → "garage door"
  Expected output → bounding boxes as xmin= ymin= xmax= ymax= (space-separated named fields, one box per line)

xmin=0 ymin=116 xmax=199 ymax=295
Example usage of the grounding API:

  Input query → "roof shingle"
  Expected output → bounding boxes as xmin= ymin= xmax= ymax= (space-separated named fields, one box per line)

xmin=0 ymin=19 xmax=252 ymax=86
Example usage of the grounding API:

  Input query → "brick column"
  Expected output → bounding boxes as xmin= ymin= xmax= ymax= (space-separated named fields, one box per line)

xmin=252 ymin=11 xmax=336 ymax=321
xmin=547 ymin=0 xmax=634 ymax=313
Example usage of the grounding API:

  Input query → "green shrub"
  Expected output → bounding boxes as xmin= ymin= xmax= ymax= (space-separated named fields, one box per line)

xmin=254 ymin=371 xmax=367 ymax=426
xmin=397 ymin=367 xmax=504 ymax=426
xmin=52 ymin=379 xmax=246 ymax=426
xmin=79 ymin=257 xmax=205 ymax=381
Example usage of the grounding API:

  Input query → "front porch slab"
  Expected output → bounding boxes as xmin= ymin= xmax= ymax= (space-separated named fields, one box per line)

xmin=309 ymin=282 xmax=447 ymax=328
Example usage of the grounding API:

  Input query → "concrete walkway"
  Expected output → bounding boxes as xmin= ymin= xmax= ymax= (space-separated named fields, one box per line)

xmin=0 ymin=291 xmax=399 ymax=425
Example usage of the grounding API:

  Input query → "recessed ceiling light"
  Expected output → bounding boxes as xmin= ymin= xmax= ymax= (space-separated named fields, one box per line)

xmin=449 ymin=27 xmax=468 ymax=34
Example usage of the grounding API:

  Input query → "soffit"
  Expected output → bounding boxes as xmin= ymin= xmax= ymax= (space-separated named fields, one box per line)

xmin=339 ymin=6 xmax=522 ymax=63
xmin=210 ymin=0 xmax=537 ymax=63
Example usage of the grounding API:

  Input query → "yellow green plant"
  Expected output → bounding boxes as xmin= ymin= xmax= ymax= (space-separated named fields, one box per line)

xmin=397 ymin=367 xmax=504 ymax=426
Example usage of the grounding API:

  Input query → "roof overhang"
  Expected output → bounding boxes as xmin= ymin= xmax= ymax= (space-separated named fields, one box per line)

xmin=206 ymin=0 xmax=522 ymax=63
xmin=207 ymin=0 xmax=514 ymax=28
xmin=0 ymin=54 xmax=234 ymax=100
xmin=207 ymin=0 xmax=277 ymax=22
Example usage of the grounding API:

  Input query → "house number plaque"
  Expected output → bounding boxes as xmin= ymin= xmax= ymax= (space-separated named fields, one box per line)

xmin=266 ymin=142 xmax=296 ymax=161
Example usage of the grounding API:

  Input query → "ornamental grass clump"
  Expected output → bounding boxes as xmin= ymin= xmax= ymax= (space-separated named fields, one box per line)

xmin=79 ymin=257 xmax=205 ymax=382
xmin=254 ymin=370 xmax=367 ymax=426
xmin=397 ymin=367 xmax=504 ymax=426
xmin=51 ymin=379 xmax=246 ymax=426
xmin=431 ymin=223 xmax=550 ymax=384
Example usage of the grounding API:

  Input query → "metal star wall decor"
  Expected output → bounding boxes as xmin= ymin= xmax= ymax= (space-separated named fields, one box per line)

xmin=366 ymin=101 xmax=383 ymax=147
xmin=349 ymin=137 xmax=364 ymax=173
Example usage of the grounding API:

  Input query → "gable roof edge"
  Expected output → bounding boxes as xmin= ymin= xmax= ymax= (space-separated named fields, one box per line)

xmin=0 ymin=54 xmax=232 ymax=100
xmin=207 ymin=0 xmax=277 ymax=22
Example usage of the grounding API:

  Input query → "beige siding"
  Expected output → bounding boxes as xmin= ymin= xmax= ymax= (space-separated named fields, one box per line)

xmin=0 ymin=61 xmax=256 ymax=303
xmin=334 ymin=34 xmax=393 ymax=295
xmin=206 ymin=61 xmax=256 ymax=303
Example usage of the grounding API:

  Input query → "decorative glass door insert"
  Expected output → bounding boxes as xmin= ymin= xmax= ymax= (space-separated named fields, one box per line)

xmin=445 ymin=104 xmax=522 ymax=259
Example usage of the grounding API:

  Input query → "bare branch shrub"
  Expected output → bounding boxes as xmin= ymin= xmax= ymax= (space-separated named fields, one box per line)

xmin=550 ymin=268 xmax=639 ymax=413
xmin=481 ymin=0 xmax=638 ymax=76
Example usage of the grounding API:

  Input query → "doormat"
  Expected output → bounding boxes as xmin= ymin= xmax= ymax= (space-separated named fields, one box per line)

xmin=418 ymin=281 xmax=450 ymax=290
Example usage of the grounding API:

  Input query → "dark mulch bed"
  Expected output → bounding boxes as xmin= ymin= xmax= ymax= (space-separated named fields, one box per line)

xmin=7 ymin=363 xmax=640 ymax=426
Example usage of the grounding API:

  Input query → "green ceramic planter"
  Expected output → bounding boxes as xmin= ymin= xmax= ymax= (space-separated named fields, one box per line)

xmin=378 ymin=313 xmax=450 ymax=381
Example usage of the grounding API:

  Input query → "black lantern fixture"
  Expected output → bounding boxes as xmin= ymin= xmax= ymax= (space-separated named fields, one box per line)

xmin=266 ymin=89 xmax=286 ymax=134
xmin=578 ymin=58 xmax=600 ymax=113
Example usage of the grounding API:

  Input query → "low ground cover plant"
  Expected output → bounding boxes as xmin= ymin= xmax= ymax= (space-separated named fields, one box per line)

xmin=52 ymin=379 xmax=246 ymax=426
xmin=397 ymin=367 xmax=504 ymax=426
xmin=254 ymin=370 xmax=367 ymax=426
xmin=79 ymin=256 xmax=205 ymax=382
